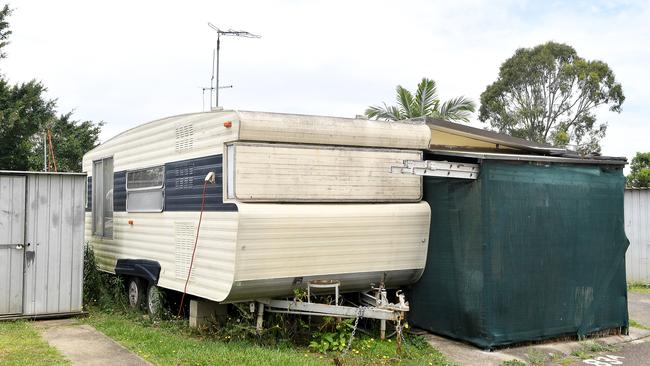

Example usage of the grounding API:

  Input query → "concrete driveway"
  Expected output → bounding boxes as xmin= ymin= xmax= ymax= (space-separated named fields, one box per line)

xmin=34 ymin=319 xmax=151 ymax=366
xmin=424 ymin=291 xmax=650 ymax=366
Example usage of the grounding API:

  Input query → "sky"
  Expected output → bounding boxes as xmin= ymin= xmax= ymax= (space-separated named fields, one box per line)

xmin=2 ymin=0 xmax=649 ymax=166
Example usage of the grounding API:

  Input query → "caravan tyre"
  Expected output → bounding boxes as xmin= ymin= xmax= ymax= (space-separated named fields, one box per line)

xmin=147 ymin=284 xmax=163 ymax=318
xmin=128 ymin=278 xmax=146 ymax=309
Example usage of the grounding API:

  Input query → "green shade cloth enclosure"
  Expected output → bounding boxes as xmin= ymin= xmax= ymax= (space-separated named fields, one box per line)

xmin=408 ymin=159 xmax=629 ymax=349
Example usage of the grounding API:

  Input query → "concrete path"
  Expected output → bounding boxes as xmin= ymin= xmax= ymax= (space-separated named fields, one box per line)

xmin=424 ymin=292 xmax=650 ymax=366
xmin=628 ymin=292 xmax=650 ymax=325
xmin=34 ymin=319 xmax=152 ymax=366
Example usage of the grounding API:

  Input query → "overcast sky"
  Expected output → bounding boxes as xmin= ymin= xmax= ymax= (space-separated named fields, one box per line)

xmin=3 ymin=0 xmax=649 ymax=165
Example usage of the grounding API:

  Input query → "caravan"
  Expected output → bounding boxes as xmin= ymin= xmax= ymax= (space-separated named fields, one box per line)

xmin=83 ymin=110 xmax=432 ymax=311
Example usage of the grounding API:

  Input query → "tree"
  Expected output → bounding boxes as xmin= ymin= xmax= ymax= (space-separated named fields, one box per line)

xmin=365 ymin=78 xmax=476 ymax=122
xmin=627 ymin=152 xmax=650 ymax=188
xmin=0 ymin=4 xmax=102 ymax=172
xmin=28 ymin=113 xmax=103 ymax=172
xmin=479 ymin=42 xmax=624 ymax=154
xmin=0 ymin=79 xmax=56 ymax=170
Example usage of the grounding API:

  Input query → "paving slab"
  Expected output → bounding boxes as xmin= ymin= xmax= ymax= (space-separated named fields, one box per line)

xmin=34 ymin=318 xmax=151 ymax=366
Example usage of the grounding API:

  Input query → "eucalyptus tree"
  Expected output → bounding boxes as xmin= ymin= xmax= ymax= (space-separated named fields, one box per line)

xmin=627 ymin=152 xmax=650 ymax=188
xmin=479 ymin=42 xmax=624 ymax=154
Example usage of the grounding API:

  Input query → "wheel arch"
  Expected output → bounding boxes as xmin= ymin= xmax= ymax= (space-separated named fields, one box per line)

xmin=115 ymin=259 xmax=161 ymax=285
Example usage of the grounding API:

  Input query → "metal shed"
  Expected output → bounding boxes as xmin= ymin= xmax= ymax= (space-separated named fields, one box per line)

xmin=0 ymin=171 xmax=86 ymax=319
xmin=625 ymin=188 xmax=650 ymax=284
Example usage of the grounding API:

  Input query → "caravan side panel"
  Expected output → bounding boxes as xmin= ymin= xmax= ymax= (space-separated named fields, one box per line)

xmin=229 ymin=142 xmax=422 ymax=202
xmin=237 ymin=111 xmax=431 ymax=149
xmin=86 ymin=211 xmax=238 ymax=302
xmin=82 ymin=111 xmax=239 ymax=173
xmin=83 ymin=111 xmax=241 ymax=302
xmin=225 ymin=202 xmax=430 ymax=301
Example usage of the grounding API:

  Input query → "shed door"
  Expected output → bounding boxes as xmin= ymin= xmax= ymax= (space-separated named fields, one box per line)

xmin=0 ymin=176 xmax=26 ymax=315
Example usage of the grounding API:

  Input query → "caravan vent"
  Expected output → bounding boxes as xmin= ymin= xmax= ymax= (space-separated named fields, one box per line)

xmin=174 ymin=222 xmax=196 ymax=280
xmin=175 ymin=123 xmax=194 ymax=153
xmin=175 ymin=165 xmax=195 ymax=189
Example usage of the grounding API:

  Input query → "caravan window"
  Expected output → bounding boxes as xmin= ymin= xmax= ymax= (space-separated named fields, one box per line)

xmin=92 ymin=157 xmax=114 ymax=238
xmin=126 ymin=166 xmax=164 ymax=212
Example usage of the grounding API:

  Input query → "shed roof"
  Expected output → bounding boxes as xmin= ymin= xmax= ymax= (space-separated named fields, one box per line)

xmin=0 ymin=170 xmax=86 ymax=176
xmin=420 ymin=117 xmax=565 ymax=153
xmin=411 ymin=117 xmax=626 ymax=165
xmin=427 ymin=149 xmax=627 ymax=165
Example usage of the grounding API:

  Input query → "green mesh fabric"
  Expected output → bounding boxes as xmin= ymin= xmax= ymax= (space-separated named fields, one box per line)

xmin=408 ymin=159 xmax=629 ymax=349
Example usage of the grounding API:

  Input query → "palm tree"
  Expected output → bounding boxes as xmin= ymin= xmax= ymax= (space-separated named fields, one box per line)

xmin=365 ymin=78 xmax=476 ymax=123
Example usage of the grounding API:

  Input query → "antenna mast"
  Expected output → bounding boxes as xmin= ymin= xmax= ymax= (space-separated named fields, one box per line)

xmin=210 ymin=49 xmax=215 ymax=107
xmin=207 ymin=23 xmax=261 ymax=109
xmin=200 ymin=49 xmax=232 ymax=111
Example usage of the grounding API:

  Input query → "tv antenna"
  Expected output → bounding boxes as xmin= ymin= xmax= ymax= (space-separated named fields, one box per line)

xmin=201 ymin=48 xmax=232 ymax=111
xmin=207 ymin=22 xmax=261 ymax=109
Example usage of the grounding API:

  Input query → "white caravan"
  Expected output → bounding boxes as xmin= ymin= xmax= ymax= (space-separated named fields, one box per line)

xmin=82 ymin=110 xmax=432 ymax=310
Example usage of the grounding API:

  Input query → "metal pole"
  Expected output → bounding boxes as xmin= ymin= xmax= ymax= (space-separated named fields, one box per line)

xmin=43 ymin=131 xmax=47 ymax=172
xmin=210 ymin=49 xmax=215 ymax=110
xmin=215 ymin=34 xmax=220 ymax=108
xmin=256 ymin=302 xmax=264 ymax=333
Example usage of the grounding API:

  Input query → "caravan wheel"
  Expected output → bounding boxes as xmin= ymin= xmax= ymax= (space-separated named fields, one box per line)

xmin=128 ymin=278 xmax=146 ymax=309
xmin=147 ymin=284 xmax=163 ymax=318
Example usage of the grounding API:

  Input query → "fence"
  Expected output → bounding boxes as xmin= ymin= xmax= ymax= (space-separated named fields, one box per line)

xmin=625 ymin=189 xmax=650 ymax=284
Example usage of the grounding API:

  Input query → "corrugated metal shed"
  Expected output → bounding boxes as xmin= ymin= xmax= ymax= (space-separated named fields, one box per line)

xmin=0 ymin=171 xmax=85 ymax=318
xmin=625 ymin=189 xmax=650 ymax=284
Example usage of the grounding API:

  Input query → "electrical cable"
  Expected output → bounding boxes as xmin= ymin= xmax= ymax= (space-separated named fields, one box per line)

xmin=177 ymin=179 xmax=209 ymax=317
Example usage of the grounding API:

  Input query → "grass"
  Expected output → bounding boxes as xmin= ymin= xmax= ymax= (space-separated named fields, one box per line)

xmin=0 ymin=320 xmax=69 ymax=366
xmin=627 ymin=282 xmax=650 ymax=294
xmin=499 ymin=361 xmax=526 ymax=366
xmin=525 ymin=348 xmax=546 ymax=366
xmin=629 ymin=318 xmax=650 ymax=330
xmin=535 ymin=341 xmax=618 ymax=365
xmin=569 ymin=341 xmax=616 ymax=359
xmin=83 ymin=308 xmax=453 ymax=366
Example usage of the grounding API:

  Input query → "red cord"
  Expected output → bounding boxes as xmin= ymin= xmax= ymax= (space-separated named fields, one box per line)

xmin=177 ymin=180 xmax=209 ymax=317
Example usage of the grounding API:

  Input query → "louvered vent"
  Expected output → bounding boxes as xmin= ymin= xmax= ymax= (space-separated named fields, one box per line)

xmin=174 ymin=222 xmax=196 ymax=280
xmin=175 ymin=164 xmax=195 ymax=189
xmin=175 ymin=123 xmax=194 ymax=153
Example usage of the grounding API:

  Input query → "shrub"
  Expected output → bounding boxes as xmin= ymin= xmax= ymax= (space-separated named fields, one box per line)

xmin=83 ymin=244 xmax=127 ymax=311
